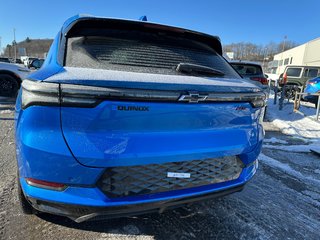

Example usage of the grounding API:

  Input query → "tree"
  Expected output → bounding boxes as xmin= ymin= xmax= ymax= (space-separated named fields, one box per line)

xmin=223 ymin=40 xmax=298 ymax=61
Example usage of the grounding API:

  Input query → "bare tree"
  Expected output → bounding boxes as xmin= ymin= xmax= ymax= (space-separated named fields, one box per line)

xmin=223 ymin=41 xmax=298 ymax=62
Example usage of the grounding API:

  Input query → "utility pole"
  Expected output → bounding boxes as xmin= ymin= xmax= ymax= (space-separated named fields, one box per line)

xmin=13 ymin=28 xmax=17 ymax=61
xmin=282 ymin=35 xmax=287 ymax=52
xmin=0 ymin=36 xmax=2 ymax=56
xmin=278 ymin=35 xmax=287 ymax=74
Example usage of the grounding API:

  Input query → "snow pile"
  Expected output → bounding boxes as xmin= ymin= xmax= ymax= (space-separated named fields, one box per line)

xmin=266 ymin=95 xmax=320 ymax=139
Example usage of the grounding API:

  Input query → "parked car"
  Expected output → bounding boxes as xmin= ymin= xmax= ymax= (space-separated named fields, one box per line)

xmin=14 ymin=59 xmax=23 ymax=64
xmin=265 ymin=73 xmax=280 ymax=87
xmin=278 ymin=65 xmax=320 ymax=98
xmin=28 ymin=58 xmax=44 ymax=69
xmin=303 ymin=77 xmax=320 ymax=107
xmin=0 ymin=62 xmax=30 ymax=97
xmin=279 ymin=65 xmax=320 ymax=87
xmin=23 ymin=57 xmax=38 ymax=68
xmin=15 ymin=15 xmax=265 ymax=223
xmin=230 ymin=61 xmax=269 ymax=93
xmin=0 ymin=57 xmax=11 ymax=63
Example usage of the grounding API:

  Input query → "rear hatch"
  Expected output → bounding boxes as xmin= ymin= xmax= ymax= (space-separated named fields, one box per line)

xmin=44 ymin=18 xmax=265 ymax=167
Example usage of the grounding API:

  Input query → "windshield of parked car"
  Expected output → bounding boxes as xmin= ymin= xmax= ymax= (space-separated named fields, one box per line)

xmin=65 ymin=31 xmax=240 ymax=78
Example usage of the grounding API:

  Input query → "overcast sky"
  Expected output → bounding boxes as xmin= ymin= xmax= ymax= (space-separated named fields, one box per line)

xmin=1 ymin=0 xmax=319 ymax=49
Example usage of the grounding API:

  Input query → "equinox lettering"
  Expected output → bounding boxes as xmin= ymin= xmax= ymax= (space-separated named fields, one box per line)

xmin=117 ymin=106 xmax=149 ymax=111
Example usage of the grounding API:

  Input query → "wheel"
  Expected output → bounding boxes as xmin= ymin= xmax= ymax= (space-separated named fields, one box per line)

xmin=17 ymin=174 xmax=34 ymax=215
xmin=0 ymin=74 xmax=19 ymax=97
xmin=284 ymin=85 xmax=299 ymax=100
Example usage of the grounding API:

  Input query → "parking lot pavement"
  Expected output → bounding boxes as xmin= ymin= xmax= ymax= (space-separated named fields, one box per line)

xmin=0 ymin=99 xmax=319 ymax=240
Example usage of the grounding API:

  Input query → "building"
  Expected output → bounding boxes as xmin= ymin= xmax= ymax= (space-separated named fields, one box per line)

xmin=268 ymin=37 xmax=320 ymax=74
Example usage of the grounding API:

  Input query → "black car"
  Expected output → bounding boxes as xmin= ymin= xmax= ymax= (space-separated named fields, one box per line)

xmin=0 ymin=57 xmax=11 ymax=63
xmin=230 ymin=61 xmax=269 ymax=93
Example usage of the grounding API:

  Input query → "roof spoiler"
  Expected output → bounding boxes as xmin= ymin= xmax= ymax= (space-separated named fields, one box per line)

xmin=60 ymin=15 xmax=222 ymax=55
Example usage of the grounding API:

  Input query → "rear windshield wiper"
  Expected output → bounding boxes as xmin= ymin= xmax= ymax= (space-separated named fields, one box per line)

xmin=176 ymin=63 xmax=225 ymax=76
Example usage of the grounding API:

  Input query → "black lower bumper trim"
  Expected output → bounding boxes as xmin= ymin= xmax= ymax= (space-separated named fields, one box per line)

xmin=28 ymin=184 xmax=244 ymax=222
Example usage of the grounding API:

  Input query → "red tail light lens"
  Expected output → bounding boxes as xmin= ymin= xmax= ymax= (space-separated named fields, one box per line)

xmin=26 ymin=178 xmax=67 ymax=191
xmin=283 ymin=73 xmax=287 ymax=84
xmin=250 ymin=77 xmax=268 ymax=85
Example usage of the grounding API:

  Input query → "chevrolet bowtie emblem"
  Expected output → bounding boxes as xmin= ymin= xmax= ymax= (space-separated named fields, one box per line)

xmin=178 ymin=92 xmax=208 ymax=103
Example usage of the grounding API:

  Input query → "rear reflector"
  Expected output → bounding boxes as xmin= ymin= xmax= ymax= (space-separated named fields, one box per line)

xmin=250 ymin=77 xmax=268 ymax=85
xmin=25 ymin=178 xmax=67 ymax=191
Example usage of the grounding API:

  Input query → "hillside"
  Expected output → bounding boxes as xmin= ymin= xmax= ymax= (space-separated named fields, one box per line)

xmin=3 ymin=38 xmax=53 ymax=58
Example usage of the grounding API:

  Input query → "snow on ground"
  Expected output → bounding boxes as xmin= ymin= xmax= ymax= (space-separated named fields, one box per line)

xmin=263 ymin=143 xmax=320 ymax=152
xmin=258 ymin=153 xmax=320 ymax=187
xmin=266 ymin=94 xmax=320 ymax=139
xmin=262 ymin=93 xmax=320 ymax=158
xmin=263 ymin=137 xmax=288 ymax=144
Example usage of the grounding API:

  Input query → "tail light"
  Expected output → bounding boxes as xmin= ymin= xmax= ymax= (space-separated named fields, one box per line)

xmin=26 ymin=178 xmax=67 ymax=191
xmin=283 ymin=73 xmax=287 ymax=84
xmin=308 ymin=79 xmax=319 ymax=86
xmin=21 ymin=79 xmax=266 ymax=109
xmin=250 ymin=77 xmax=268 ymax=85
xmin=21 ymin=80 xmax=60 ymax=109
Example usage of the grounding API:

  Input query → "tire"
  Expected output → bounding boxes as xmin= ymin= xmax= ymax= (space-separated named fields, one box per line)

xmin=17 ymin=174 xmax=34 ymax=215
xmin=0 ymin=74 xmax=19 ymax=97
xmin=284 ymin=87 xmax=295 ymax=99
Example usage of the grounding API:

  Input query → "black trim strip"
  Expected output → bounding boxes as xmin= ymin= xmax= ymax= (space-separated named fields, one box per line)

xmin=22 ymin=80 xmax=266 ymax=109
xmin=28 ymin=184 xmax=245 ymax=222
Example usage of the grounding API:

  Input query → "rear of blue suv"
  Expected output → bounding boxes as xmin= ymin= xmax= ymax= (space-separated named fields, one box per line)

xmin=15 ymin=15 xmax=265 ymax=222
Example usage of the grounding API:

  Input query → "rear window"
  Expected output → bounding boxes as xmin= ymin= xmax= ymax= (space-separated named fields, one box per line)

xmin=65 ymin=31 xmax=239 ymax=78
xmin=231 ymin=63 xmax=263 ymax=75
xmin=286 ymin=68 xmax=302 ymax=77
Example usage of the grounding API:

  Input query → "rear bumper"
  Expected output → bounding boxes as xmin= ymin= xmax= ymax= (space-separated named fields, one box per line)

xmin=21 ymin=159 xmax=258 ymax=222
xmin=16 ymin=103 xmax=263 ymax=222
xmin=27 ymin=184 xmax=245 ymax=223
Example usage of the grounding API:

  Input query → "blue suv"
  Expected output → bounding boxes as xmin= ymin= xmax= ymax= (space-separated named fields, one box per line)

xmin=15 ymin=15 xmax=265 ymax=222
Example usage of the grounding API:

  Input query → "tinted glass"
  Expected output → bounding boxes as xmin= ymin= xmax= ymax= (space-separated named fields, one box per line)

xmin=308 ymin=68 xmax=318 ymax=78
xmin=32 ymin=60 xmax=41 ymax=68
xmin=66 ymin=33 xmax=239 ymax=78
xmin=231 ymin=63 xmax=263 ymax=75
xmin=286 ymin=68 xmax=302 ymax=77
